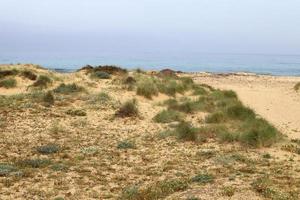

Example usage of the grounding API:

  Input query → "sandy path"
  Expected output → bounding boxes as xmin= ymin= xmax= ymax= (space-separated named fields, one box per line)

xmin=193 ymin=73 xmax=300 ymax=139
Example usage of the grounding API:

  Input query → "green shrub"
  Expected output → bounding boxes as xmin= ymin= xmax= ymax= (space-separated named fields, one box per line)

xmin=17 ymin=159 xmax=51 ymax=168
xmin=37 ymin=144 xmax=60 ymax=154
xmin=217 ymin=131 xmax=238 ymax=143
xmin=0 ymin=69 xmax=18 ymax=79
xmin=32 ymin=75 xmax=52 ymax=88
xmin=193 ymin=85 xmax=207 ymax=95
xmin=66 ymin=109 xmax=87 ymax=116
xmin=53 ymin=83 xmax=84 ymax=94
xmin=21 ymin=70 xmax=37 ymax=80
xmin=294 ymin=82 xmax=300 ymax=91
xmin=191 ymin=173 xmax=214 ymax=184
xmin=90 ymin=71 xmax=111 ymax=79
xmin=175 ymin=122 xmax=198 ymax=141
xmin=117 ymin=140 xmax=136 ymax=149
xmin=223 ymin=90 xmax=238 ymax=98
xmin=115 ymin=99 xmax=139 ymax=118
xmin=205 ymin=112 xmax=226 ymax=123
xmin=226 ymin=104 xmax=255 ymax=120
xmin=0 ymin=163 xmax=18 ymax=176
xmin=153 ymin=110 xmax=183 ymax=123
xmin=43 ymin=91 xmax=55 ymax=106
xmin=0 ymin=78 xmax=17 ymax=88
xmin=239 ymin=118 xmax=280 ymax=147
xmin=136 ymin=79 xmax=158 ymax=99
xmin=166 ymin=98 xmax=201 ymax=113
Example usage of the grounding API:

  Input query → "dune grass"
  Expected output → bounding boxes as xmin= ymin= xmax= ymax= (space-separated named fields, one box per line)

xmin=0 ymin=78 xmax=17 ymax=88
xmin=53 ymin=83 xmax=84 ymax=94
xmin=136 ymin=78 xmax=159 ymax=99
xmin=153 ymin=109 xmax=183 ymax=123
xmin=294 ymin=82 xmax=300 ymax=91
xmin=116 ymin=99 xmax=139 ymax=118
xmin=32 ymin=75 xmax=52 ymax=88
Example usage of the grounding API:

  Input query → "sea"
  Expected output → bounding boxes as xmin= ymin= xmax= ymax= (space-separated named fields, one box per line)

xmin=1 ymin=52 xmax=300 ymax=76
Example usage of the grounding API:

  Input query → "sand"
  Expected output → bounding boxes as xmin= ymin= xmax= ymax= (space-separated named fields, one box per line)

xmin=1 ymin=65 xmax=300 ymax=199
xmin=193 ymin=73 xmax=300 ymax=140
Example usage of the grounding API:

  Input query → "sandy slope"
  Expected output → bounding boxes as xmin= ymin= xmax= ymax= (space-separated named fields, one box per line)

xmin=193 ymin=73 xmax=300 ymax=139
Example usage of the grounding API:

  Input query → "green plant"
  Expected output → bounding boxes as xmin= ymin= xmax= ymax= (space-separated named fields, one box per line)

xmin=32 ymin=75 xmax=52 ymax=88
xmin=191 ymin=173 xmax=214 ymax=184
xmin=43 ymin=91 xmax=55 ymax=106
xmin=89 ymin=92 xmax=111 ymax=104
xmin=117 ymin=140 xmax=136 ymax=149
xmin=294 ymin=82 xmax=300 ymax=91
xmin=226 ymin=104 xmax=255 ymax=120
xmin=17 ymin=159 xmax=51 ymax=168
xmin=136 ymin=78 xmax=158 ymax=99
xmin=205 ymin=112 xmax=226 ymax=123
xmin=115 ymin=99 xmax=139 ymax=118
xmin=0 ymin=163 xmax=18 ymax=176
xmin=37 ymin=144 xmax=60 ymax=154
xmin=21 ymin=70 xmax=37 ymax=80
xmin=175 ymin=122 xmax=198 ymax=141
xmin=66 ymin=109 xmax=87 ymax=116
xmin=90 ymin=71 xmax=111 ymax=79
xmin=81 ymin=146 xmax=99 ymax=155
xmin=153 ymin=110 xmax=182 ymax=123
xmin=0 ymin=78 xmax=17 ymax=88
xmin=239 ymin=118 xmax=280 ymax=147
xmin=221 ymin=186 xmax=235 ymax=197
xmin=53 ymin=83 xmax=84 ymax=94
xmin=193 ymin=85 xmax=207 ymax=95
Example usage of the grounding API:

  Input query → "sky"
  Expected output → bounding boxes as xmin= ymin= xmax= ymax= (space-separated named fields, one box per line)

xmin=0 ymin=0 xmax=300 ymax=56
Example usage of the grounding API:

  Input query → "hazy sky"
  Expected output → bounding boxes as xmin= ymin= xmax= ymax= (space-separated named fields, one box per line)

xmin=1 ymin=0 xmax=300 ymax=55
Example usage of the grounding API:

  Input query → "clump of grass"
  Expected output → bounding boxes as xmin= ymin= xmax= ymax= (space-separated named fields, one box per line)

xmin=157 ymin=79 xmax=185 ymax=96
xmin=49 ymin=121 xmax=65 ymax=135
xmin=193 ymin=85 xmax=208 ymax=95
xmin=294 ymin=82 xmax=300 ymax=91
xmin=153 ymin=109 xmax=183 ymax=123
xmin=115 ymin=99 xmax=138 ymax=118
xmin=166 ymin=98 xmax=201 ymax=113
xmin=51 ymin=163 xmax=68 ymax=172
xmin=21 ymin=70 xmax=37 ymax=80
xmin=36 ymin=144 xmax=60 ymax=154
xmin=43 ymin=91 xmax=55 ymax=106
xmin=117 ymin=140 xmax=136 ymax=149
xmin=32 ymin=75 xmax=52 ymax=88
xmin=0 ymin=163 xmax=18 ymax=176
xmin=239 ymin=118 xmax=280 ymax=147
xmin=226 ymin=104 xmax=255 ymax=120
xmin=120 ymin=179 xmax=188 ymax=200
xmin=218 ymin=131 xmax=238 ymax=143
xmin=90 ymin=71 xmax=111 ymax=79
xmin=221 ymin=186 xmax=236 ymax=197
xmin=89 ymin=92 xmax=111 ymax=105
xmin=0 ymin=69 xmax=19 ymax=79
xmin=191 ymin=173 xmax=214 ymax=184
xmin=66 ymin=109 xmax=87 ymax=116
xmin=136 ymin=78 xmax=158 ymax=99
xmin=17 ymin=159 xmax=51 ymax=168
xmin=53 ymin=83 xmax=84 ymax=94
xmin=205 ymin=111 xmax=226 ymax=123
xmin=81 ymin=146 xmax=98 ymax=155
xmin=174 ymin=121 xmax=198 ymax=141
xmin=0 ymin=78 xmax=17 ymax=88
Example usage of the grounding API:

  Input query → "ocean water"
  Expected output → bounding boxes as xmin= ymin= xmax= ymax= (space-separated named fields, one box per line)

xmin=1 ymin=53 xmax=300 ymax=76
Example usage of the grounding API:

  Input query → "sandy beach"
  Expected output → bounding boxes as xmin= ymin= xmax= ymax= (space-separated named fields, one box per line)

xmin=0 ymin=64 xmax=300 ymax=200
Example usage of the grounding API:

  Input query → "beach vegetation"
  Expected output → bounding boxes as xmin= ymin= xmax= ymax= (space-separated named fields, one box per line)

xmin=153 ymin=109 xmax=183 ymax=123
xmin=32 ymin=75 xmax=52 ymax=88
xmin=117 ymin=140 xmax=136 ymax=149
xmin=115 ymin=99 xmax=139 ymax=118
xmin=21 ymin=70 xmax=37 ymax=80
xmin=294 ymin=82 xmax=300 ymax=91
xmin=43 ymin=91 xmax=55 ymax=106
xmin=0 ymin=78 xmax=17 ymax=88
xmin=53 ymin=83 xmax=84 ymax=94
xmin=66 ymin=109 xmax=87 ymax=116
xmin=136 ymin=78 xmax=158 ymax=99
xmin=37 ymin=144 xmax=60 ymax=154
xmin=90 ymin=71 xmax=111 ymax=79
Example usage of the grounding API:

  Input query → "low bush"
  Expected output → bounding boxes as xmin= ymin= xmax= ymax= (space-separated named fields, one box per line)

xmin=37 ymin=144 xmax=60 ymax=154
xmin=193 ymin=85 xmax=208 ymax=95
xmin=0 ymin=69 xmax=18 ymax=79
xmin=32 ymin=75 xmax=52 ymax=88
xmin=205 ymin=112 xmax=226 ymax=123
xmin=175 ymin=121 xmax=198 ymax=141
xmin=226 ymin=104 xmax=255 ymax=120
xmin=0 ymin=78 xmax=17 ymax=88
xmin=117 ymin=140 xmax=136 ymax=149
xmin=136 ymin=79 xmax=158 ymax=99
xmin=43 ymin=91 xmax=55 ymax=106
xmin=153 ymin=109 xmax=183 ymax=123
xmin=53 ymin=83 xmax=84 ymax=94
xmin=21 ymin=70 xmax=37 ymax=80
xmin=17 ymin=159 xmax=51 ymax=168
xmin=115 ymin=99 xmax=139 ymax=118
xmin=90 ymin=71 xmax=111 ymax=79
xmin=66 ymin=109 xmax=87 ymax=116
xmin=239 ymin=118 xmax=280 ymax=147
xmin=191 ymin=173 xmax=214 ymax=184
xmin=0 ymin=163 xmax=18 ymax=176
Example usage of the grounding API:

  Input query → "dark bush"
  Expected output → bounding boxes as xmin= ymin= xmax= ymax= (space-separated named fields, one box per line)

xmin=37 ymin=144 xmax=60 ymax=154
xmin=91 ymin=71 xmax=111 ymax=79
xmin=32 ymin=75 xmax=52 ymax=88
xmin=53 ymin=83 xmax=84 ymax=94
xmin=175 ymin=121 xmax=198 ymax=141
xmin=66 ymin=109 xmax=87 ymax=116
xmin=115 ymin=99 xmax=139 ymax=118
xmin=226 ymin=104 xmax=255 ymax=120
xmin=21 ymin=70 xmax=37 ymax=80
xmin=43 ymin=91 xmax=55 ymax=106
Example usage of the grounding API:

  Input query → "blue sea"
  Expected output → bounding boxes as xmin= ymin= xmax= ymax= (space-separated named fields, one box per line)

xmin=1 ymin=52 xmax=300 ymax=76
